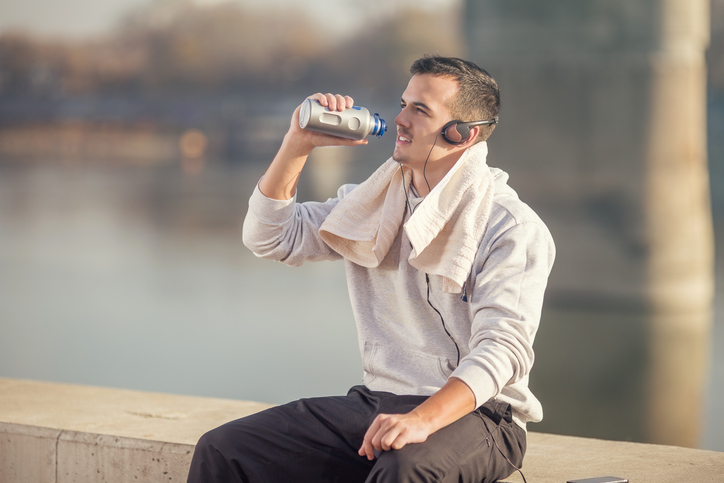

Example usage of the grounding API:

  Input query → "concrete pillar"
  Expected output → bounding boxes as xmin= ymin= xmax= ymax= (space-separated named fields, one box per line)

xmin=464 ymin=0 xmax=713 ymax=447
xmin=643 ymin=2 xmax=713 ymax=447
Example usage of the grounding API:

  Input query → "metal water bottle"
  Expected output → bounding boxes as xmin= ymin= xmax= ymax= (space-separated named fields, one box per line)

xmin=298 ymin=99 xmax=387 ymax=140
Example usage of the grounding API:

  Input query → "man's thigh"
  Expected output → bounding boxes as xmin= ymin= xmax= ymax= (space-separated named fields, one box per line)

xmin=188 ymin=386 xmax=416 ymax=483
xmin=366 ymin=400 xmax=526 ymax=483
xmin=188 ymin=388 xmax=524 ymax=483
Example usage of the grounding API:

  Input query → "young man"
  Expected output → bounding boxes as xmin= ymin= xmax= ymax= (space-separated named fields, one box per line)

xmin=187 ymin=56 xmax=555 ymax=483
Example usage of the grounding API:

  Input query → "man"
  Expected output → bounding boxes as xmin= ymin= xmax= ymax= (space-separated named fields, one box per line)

xmin=187 ymin=56 xmax=555 ymax=483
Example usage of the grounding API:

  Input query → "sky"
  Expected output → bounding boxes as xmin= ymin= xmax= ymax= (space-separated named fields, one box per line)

xmin=0 ymin=0 xmax=150 ymax=38
xmin=0 ymin=0 xmax=459 ymax=40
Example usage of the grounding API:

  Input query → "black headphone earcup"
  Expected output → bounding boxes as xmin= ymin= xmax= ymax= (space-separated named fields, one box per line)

xmin=441 ymin=118 xmax=498 ymax=145
xmin=442 ymin=121 xmax=468 ymax=145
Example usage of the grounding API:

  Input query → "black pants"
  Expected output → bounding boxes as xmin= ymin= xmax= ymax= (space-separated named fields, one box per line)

xmin=187 ymin=386 xmax=526 ymax=483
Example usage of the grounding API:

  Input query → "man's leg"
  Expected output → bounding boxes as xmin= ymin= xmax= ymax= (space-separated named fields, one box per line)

xmin=187 ymin=387 xmax=379 ymax=483
xmin=187 ymin=389 xmax=524 ymax=483
xmin=365 ymin=401 xmax=526 ymax=483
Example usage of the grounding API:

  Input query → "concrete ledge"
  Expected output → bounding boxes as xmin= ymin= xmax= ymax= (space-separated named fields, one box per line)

xmin=0 ymin=378 xmax=273 ymax=482
xmin=506 ymin=432 xmax=724 ymax=483
xmin=1 ymin=378 xmax=723 ymax=482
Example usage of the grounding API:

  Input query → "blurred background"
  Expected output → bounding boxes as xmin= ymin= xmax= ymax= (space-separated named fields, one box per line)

xmin=0 ymin=0 xmax=722 ymax=451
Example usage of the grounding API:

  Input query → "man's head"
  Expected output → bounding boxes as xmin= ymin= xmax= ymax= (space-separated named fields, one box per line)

xmin=409 ymin=55 xmax=500 ymax=143
xmin=392 ymin=56 xmax=500 ymax=190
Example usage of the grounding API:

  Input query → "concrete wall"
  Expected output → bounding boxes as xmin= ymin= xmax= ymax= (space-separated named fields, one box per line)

xmin=1 ymin=422 xmax=193 ymax=483
xmin=1 ymin=378 xmax=722 ymax=483
xmin=0 ymin=378 xmax=272 ymax=483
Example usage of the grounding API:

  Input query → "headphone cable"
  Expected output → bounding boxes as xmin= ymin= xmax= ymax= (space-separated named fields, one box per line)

xmin=421 ymin=131 xmax=442 ymax=195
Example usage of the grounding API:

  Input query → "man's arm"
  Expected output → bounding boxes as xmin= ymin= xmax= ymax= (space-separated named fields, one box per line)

xmin=358 ymin=218 xmax=555 ymax=460
xmin=358 ymin=377 xmax=475 ymax=460
xmin=259 ymin=93 xmax=367 ymax=201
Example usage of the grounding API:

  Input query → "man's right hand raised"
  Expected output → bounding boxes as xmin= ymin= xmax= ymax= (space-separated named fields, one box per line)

xmin=287 ymin=93 xmax=369 ymax=152
xmin=259 ymin=93 xmax=367 ymax=201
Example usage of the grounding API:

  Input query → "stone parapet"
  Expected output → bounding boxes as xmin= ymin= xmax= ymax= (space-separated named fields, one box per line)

xmin=1 ymin=378 xmax=722 ymax=482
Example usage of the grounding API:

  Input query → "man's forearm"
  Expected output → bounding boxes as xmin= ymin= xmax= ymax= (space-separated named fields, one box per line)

xmin=258 ymin=134 xmax=312 ymax=200
xmin=258 ymin=93 xmax=367 ymax=201
xmin=410 ymin=376 xmax=476 ymax=433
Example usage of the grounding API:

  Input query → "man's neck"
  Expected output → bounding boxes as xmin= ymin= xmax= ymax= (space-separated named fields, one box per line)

xmin=409 ymin=151 xmax=463 ymax=196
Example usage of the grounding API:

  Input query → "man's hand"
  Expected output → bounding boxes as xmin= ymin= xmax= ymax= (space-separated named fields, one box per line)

xmin=259 ymin=92 xmax=366 ymax=200
xmin=287 ymin=93 xmax=369 ymax=151
xmin=357 ymin=377 xmax=477 ymax=460
xmin=358 ymin=411 xmax=434 ymax=460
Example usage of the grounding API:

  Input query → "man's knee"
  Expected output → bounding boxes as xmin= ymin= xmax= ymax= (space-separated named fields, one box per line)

xmin=188 ymin=421 xmax=255 ymax=483
xmin=194 ymin=425 xmax=226 ymax=456
xmin=366 ymin=448 xmax=441 ymax=482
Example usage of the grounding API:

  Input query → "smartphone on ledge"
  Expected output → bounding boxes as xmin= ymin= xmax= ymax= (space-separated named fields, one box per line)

xmin=567 ymin=477 xmax=629 ymax=483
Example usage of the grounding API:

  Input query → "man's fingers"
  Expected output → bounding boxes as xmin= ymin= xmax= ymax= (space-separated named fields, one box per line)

xmin=378 ymin=423 xmax=404 ymax=451
xmin=359 ymin=434 xmax=375 ymax=460
xmin=333 ymin=94 xmax=347 ymax=110
xmin=359 ymin=414 xmax=412 ymax=459
xmin=308 ymin=93 xmax=353 ymax=112
xmin=359 ymin=416 xmax=384 ymax=460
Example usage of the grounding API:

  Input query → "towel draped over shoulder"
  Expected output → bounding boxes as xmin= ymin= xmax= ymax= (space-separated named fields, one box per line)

xmin=319 ymin=141 xmax=494 ymax=294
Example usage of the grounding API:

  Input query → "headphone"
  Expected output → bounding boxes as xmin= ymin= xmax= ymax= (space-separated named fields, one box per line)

xmin=441 ymin=117 xmax=499 ymax=145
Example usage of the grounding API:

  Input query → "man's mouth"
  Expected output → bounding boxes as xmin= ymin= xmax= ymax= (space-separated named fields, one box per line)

xmin=397 ymin=133 xmax=412 ymax=143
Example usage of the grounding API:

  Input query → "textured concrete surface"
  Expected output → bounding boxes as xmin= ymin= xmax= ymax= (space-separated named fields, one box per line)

xmin=0 ymin=378 xmax=272 ymax=483
xmin=502 ymin=432 xmax=724 ymax=483
xmin=1 ymin=377 xmax=723 ymax=482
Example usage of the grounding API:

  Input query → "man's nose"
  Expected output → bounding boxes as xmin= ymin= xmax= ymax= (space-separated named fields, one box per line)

xmin=394 ymin=110 xmax=409 ymax=128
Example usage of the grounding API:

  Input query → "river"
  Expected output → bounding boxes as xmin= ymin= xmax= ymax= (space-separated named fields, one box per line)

xmin=0 ymin=159 xmax=721 ymax=451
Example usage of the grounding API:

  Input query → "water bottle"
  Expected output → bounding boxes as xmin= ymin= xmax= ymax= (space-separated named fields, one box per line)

xmin=298 ymin=99 xmax=387 ymax=140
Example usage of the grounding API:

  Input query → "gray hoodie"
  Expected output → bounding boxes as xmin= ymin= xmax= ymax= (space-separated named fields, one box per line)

xmin=242 ymin=167 xmax=555 ymax=429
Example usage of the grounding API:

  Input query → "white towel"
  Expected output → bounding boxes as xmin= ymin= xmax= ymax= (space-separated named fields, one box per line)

xmin=319 ymin=142 xmax=494 ymax=294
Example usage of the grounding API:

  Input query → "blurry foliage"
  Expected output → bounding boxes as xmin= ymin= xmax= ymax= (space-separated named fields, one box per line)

xmin=0 ymin=1 xmax=462 ymax=99
xmin=0 ymin=0 xmax=721 ymax=96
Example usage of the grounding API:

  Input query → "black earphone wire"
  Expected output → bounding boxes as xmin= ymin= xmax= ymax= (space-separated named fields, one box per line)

xmin=479 ymin=416 xmax=528 ymax=483
xmin=426 ymin=273 xmax=461 ymax=366
xmin=399 ymin=165 xmax=414 ymax=216
xmin=421 ymin=131 xmax=442 ymax=195
xmin=398 ymin=129 xmax=441 ymax=213
xmin=404 ymin=122 xmax=524 ymax=481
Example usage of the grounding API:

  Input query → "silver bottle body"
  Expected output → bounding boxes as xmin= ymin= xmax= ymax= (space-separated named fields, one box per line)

xmin=298 ymin=99 xmax=387 ymax=140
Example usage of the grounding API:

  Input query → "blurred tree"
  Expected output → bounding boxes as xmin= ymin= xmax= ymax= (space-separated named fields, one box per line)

xmin=0 ymin=33 xmax=60 ymax=96
xmin=0 ymin=1 xmax=463 ymax=99
xmin=313 ymin=6 xmax=463 ymax=99
xmin=117 ymin=1 xmax=326 ymax=92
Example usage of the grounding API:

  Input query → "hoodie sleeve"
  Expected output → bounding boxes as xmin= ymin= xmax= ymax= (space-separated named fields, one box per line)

xmin=242 ymin=182 xmax=354 ymax=266
xmin=450 ymin=219 xmax=556 ymax=409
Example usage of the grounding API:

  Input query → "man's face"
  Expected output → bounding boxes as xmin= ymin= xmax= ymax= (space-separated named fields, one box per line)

xmin=392 ymin=73 xmax=459 ymax=168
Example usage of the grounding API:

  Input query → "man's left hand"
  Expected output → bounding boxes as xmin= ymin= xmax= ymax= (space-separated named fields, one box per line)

xmin=357 ymin=411 xmax=433 ymax=460
xmin=357 ymin=377 xmax=477 ymax=460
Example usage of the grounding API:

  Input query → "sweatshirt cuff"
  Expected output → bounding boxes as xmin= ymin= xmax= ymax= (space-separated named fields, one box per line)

xmin=451 ymin=360 xmax=498 ymax=409
xmin=249 ymin=181 xmax=297 ymax=224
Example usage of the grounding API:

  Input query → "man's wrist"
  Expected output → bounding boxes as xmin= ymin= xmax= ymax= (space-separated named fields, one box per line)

xmin=410 ymin=378 xmax=477 ymax=433
xmin=281 ymin=131 xmax=314 ymax=158
xmin=409 ymin=406 xmax=439 ymax=433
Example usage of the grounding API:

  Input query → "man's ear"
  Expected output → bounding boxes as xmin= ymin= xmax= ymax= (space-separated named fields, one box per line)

xmin=459 ymin=126 xmax=481 ymax=146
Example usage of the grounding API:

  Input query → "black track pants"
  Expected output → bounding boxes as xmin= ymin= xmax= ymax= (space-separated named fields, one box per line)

xmin=187 ymin=386 xmax=526 ymax=483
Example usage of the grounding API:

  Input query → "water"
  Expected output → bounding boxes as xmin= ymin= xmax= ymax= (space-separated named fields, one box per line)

xmin=0 ymin=162 xmax=362 ymax=405
xmin=0 ymin=161 xmax=722 ymax=451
